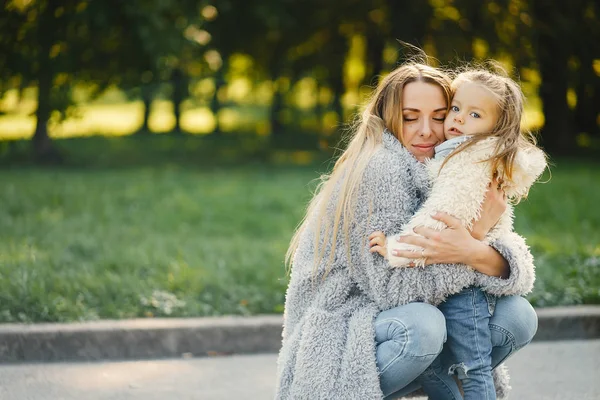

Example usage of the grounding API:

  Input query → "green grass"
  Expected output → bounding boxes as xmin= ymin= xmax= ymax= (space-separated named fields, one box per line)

xmin=513 ymin=160 xmax=600 ymax=307
xmin=0 ymin=138 xmax=598 ymax=322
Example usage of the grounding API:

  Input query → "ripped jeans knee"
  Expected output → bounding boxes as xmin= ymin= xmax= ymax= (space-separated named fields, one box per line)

xmin=448 ymin=362 xmax=470 ymax=380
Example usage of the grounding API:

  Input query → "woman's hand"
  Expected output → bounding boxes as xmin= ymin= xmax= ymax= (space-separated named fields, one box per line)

xmin=369 ymin=231 xmax=388 ymax=258
xmin=393 ymin=213 xmax=480 ymax=265
xmin=470 ymin=176 xmax=507 ymax=240
xmin=393 ymin=212 xmax=510 ymax=278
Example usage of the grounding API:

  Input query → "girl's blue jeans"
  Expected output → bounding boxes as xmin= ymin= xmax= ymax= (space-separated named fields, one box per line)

xmin=375 ymin=295 xmax=538 ymax=399
xmin=418 ymin=287 xmax=497 ymax=400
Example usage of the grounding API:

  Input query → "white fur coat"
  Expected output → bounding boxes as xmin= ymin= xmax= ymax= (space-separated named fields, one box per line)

xmin=387 ymin=136 xmax=547 ymax=268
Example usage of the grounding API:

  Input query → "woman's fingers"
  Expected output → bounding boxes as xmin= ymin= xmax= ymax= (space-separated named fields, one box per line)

xmin=396 ymin=234 xmax=428 ymax=248
xmin=390 ymin=248 xmax=422 ymax=259
xmin=412 ymin=226 xmax=440 ymax=241
xmin=431 ymin=212 xmax=461 ymax=229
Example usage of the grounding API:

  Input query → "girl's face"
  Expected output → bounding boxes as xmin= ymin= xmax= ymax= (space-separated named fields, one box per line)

xmin=401 ymin=81 xmax=447 ymax=161
xmin=444 ymin=82 xmax=499 ymax=139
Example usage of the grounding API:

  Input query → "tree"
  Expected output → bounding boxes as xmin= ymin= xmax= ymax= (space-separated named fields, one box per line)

xmin=0 ymin=0 xmax=125 ymax=161
xmin=0 ymin=0 xmax=207 ymax=161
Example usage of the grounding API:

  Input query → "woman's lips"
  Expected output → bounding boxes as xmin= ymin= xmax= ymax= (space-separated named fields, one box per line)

xmin=413 ymin=143 xmax=436 ymax=152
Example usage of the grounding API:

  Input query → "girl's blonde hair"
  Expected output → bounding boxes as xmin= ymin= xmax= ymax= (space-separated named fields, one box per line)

xmin=285 ymin=60 xmax=452 ymax=276
xmin=442 ymin=65 xmax=541 ymax=198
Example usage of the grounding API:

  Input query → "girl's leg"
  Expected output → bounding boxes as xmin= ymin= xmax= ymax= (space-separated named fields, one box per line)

xmin=488 ymin=295 xmax=538 ymax=368
xmin=390 ymin=296 xmax=537 ymax=399
xmin=422 ymin=287 xmax=495 ymax=400
xmin=374 ymin=302 xmax=447 ymax=398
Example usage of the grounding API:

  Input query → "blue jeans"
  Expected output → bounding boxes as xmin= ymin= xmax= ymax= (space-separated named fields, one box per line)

xmin=419 ymin=287 xmax=496 ymax=400
xmin=375 ymin=295 xmax=538 ymax=399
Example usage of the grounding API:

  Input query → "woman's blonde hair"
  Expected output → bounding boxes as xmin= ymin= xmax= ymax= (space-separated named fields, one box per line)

xmin=285 ymin=60 xmax=452 ymax=277
xmin=442 ymin=65 xmax=542 ymax=198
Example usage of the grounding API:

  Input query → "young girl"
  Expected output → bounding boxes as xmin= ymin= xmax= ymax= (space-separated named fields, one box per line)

xmin=370 ymin=68 xmax=547 ymax=399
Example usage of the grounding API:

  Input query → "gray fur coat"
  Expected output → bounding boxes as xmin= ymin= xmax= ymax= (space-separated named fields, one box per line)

xmin=275 ymin=131 xmax=535 ymax=399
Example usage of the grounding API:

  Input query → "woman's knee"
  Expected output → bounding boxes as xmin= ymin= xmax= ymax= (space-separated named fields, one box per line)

xmin=377 ymin=303 xmax=447 ymax=357
xmin=491 ymin=296 xmax=538 ymax=348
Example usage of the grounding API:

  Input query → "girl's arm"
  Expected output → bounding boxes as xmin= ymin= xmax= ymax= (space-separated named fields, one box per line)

xmin=387 ymin=138 xmax=496 ymax=267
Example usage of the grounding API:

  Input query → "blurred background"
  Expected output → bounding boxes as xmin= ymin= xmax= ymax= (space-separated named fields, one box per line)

xmin=0 ymin=0 xmax=598 ymax=323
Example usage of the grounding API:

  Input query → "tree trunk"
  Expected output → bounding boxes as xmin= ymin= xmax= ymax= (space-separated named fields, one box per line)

xmin=331 ymin=73 xmax=344 ymax=126
xmin=314 ymin=83 xmax=323 ymax=132
xmin=532 ymin=0 xmax=575 ymax=154
xmin=365 ymin=27 xmax=384 ymax=86
xmin=171 ymin=67 xmax=187 ymax=134
xmin=269 ymin=53 xmax=285 ymax=137
xmin=572 ymin=1 xmax=600 ymax=139
xmin=389 ymin=1 xmax=432 ymax=63
xmin=139 ymin=84 xmax=153 ymax=134
xmin=33 ymin=0 xmax=60 ymax=163
xmin=270 ymin=80 xmax=283 ymax=136
xmin=574 ymin=57 xmax=599 ymax=137
xmin=211 ymin=67 xmax=225 ymax=135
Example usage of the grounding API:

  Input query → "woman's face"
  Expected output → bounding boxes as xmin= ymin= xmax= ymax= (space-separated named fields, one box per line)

xmin=401 ymin=81 xmax=447 ymax=162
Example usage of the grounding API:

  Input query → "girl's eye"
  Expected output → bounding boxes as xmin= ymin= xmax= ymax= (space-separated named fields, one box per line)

xmin=470 ymin=112 xmax=481 ymax=118
xmin=450 ymin=105 xmax=459 ymax=112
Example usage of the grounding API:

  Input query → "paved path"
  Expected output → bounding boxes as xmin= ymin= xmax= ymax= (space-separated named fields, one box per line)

xmin=0 ymin=340 xmax=598 ymax=399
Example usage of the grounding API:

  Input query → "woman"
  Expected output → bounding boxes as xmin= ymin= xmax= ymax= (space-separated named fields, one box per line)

xmin=275 ymin=61 xmax=537 ymax=399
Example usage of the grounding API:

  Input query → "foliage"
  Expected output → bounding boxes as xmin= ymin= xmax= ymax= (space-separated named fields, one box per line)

xmin=1 ymin=0 xmax=598 ymax=159
xmin=0 ymin=0 xmax=209 ymax=155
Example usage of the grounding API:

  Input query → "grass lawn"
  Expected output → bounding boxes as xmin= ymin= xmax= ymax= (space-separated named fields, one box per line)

xmin=0 ymin=137 xmax=598 ymax=322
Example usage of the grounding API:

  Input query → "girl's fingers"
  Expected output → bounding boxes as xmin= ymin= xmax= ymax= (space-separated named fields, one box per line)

xmin=370 ymin=245 xmax=385 ymax=255
xmin=369 ymin=237 xmax=382 ymax=247
xmin=368 ymin=231 xmax=383 ymax=240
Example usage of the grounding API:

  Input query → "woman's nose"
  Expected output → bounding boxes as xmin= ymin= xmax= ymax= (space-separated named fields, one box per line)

xmin=420 ymin=120 xmax=432 ymax=137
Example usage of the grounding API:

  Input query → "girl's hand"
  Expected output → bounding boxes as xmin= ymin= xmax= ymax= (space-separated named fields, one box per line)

xmin=470 ymin=176 xmax=507 ymax=240
xmin=369 ymin=231 xmax=388 ymax=258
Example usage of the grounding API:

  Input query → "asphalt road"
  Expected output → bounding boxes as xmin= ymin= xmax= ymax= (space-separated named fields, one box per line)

xmin=0 ymin=340 xmax=598 ymax=399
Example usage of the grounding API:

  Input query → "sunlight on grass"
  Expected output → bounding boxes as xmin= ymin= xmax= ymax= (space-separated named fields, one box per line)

xmin=0 ymin=93 xmax=544 ymax=140
xmin=0 ymin=102 xmax=219 ymax=139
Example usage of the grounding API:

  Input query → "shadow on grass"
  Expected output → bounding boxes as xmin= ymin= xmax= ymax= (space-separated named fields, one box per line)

xmin=0 ymin=130 xmax=338 ymax=170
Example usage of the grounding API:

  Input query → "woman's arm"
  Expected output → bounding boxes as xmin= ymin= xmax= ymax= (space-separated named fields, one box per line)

xmin=477 ymin=231 xmax=536 ymax=296
xmin=393 ymin=212 xmax=509 ymax=278
xmin=394 ymin=211 xmax=536 ymax=296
